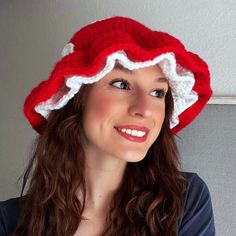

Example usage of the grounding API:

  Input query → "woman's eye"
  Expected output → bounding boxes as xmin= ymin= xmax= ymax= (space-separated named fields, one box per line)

xmin=150 ymin=89 xmax=166 ymax=98
xmin=110 ymin=79 xmax=166 ymax=99
xmin=110 ymin=79 xmax=130 ymax=90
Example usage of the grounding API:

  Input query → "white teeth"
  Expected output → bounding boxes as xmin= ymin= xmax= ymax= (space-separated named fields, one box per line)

xmin=117 ymin=128 xmax=146 ymax=137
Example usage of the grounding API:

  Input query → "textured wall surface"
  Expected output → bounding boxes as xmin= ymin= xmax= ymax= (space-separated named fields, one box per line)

xmin=176 ymin=105 xmax=236 ymax=236
xmin=0 ymin=1 xmax=235 ymax=235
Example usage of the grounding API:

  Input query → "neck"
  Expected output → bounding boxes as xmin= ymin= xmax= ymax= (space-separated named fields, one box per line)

xmin=77 ymin=149 xmax=127 ymax=211
xmin=85 ymin=164 xmax=126 ymax=210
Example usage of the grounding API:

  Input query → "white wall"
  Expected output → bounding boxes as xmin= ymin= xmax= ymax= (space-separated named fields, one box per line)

xmin=1 ymin=1 xmax=236 ymax=235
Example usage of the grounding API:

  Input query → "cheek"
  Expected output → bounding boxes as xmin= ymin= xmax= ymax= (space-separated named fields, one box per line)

xmin=97 ymin=100 xmax=114 ymax=118
xmin=149 ymin=110 xmax=165 ymax=144
xmin=84 ymin=92 xmax=119 ymax=123
xmin=160 ymin=107 xmax=166 ymax=122
xmin=160 ymin=107 xmax=166 ymax=124
xmin=154 ymin=105 xmax=166 ymax=129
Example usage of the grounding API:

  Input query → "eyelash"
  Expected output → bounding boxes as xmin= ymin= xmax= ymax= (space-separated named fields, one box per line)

xmin=110 ymin=79 xmax=167 ymax=99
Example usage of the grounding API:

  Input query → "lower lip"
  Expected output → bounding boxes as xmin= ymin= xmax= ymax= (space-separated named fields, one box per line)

xmin=114 ymin=128 xmax=148 ymax=143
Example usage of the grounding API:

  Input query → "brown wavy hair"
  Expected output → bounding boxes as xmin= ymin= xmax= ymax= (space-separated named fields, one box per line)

xmin=13 ymin=82 xmax=188 ymax=236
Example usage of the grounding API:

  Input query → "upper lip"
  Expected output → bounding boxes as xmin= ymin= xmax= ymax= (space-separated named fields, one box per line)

xmin=115 ymin=125 xmax=150 ymax=133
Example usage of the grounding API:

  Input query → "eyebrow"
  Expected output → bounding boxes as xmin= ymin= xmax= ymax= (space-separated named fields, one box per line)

xmin=113 ymin=62 xmax=169 ymax=85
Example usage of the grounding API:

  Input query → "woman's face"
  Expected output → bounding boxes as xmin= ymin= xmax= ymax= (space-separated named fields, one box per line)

xmin=81 ymin=64 xmax=169 ymax=163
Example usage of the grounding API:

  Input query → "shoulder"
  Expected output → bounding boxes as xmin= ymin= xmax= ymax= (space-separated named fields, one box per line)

xmin=0 ymin=197 xmax=23 ymax=236
xmin=178 ymin=172 xmax=216 ymax=236
xmin=182 ymin=171 xmax=210 ymax=200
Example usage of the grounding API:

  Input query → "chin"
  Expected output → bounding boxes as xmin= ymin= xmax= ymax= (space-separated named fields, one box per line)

xmin=119 ymin=153 xmax=146 ymax=163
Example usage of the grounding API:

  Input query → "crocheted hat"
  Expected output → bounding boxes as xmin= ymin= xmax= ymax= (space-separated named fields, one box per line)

xmin=23 ymin=16 xmax=212 ymax=134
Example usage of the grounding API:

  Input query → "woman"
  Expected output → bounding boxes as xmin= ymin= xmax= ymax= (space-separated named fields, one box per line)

xmin=0 ymin=16 xmax=215 ymax=235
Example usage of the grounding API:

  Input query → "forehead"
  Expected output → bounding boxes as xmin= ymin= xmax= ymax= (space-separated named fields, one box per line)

xmin=112 ymin=62 xmax=169 ymax=85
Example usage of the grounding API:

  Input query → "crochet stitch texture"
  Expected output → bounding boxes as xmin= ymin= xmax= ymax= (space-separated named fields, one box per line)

xmin=23 ymin=16 xmax=212 ymax=134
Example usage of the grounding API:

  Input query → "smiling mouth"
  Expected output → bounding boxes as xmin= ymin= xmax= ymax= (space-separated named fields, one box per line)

xmin=114 ymin=127 xmax=148 ymax=143
xmin=115 ymin=127 xmax=147 ymax=137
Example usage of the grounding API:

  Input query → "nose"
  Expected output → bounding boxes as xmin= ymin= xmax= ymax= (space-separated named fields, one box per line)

xmin=128 ymin=92 xmax=153 ymax=118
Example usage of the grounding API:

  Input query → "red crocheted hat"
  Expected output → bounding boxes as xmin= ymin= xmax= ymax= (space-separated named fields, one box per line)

xmin=23 ymin=16 xmax=212 ymax=134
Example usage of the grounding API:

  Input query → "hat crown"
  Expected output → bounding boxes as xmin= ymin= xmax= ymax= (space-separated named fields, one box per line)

xmin=23 ymin=16 xmax=212 ymax=134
